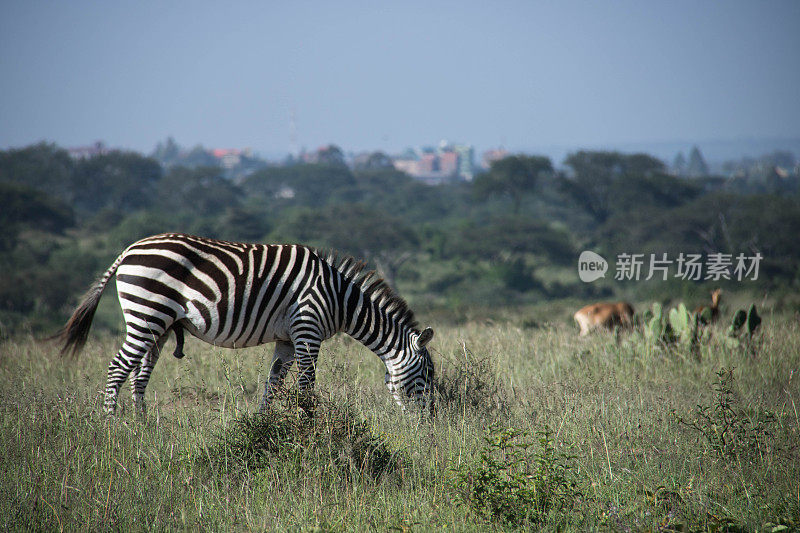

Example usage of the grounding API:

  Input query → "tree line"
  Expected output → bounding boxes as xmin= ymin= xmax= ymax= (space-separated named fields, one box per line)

xmin=1 ymin=142 xmax=798 ymax=334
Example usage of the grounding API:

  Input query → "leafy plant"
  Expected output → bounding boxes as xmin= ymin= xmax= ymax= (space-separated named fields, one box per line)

xmin=452 ymin=424 xmax=581 ymax=527
xmin=672 ymin=368 xmax=778 ymax=461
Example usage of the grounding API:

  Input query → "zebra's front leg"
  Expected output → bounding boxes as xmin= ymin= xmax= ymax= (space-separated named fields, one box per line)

xmin=260 ymin=340 xmax=295 ymax=410
xmin=293 ymin=339 xmax=321 ymax=414
xmin=295 ymin=339 xmax=321 ymax=392
xmin=130 ymin=333 xmax=167 ymax=416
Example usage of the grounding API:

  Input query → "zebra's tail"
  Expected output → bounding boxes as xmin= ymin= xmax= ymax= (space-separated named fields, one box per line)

xmin=51 ymin=253 xmax=125 ymax=357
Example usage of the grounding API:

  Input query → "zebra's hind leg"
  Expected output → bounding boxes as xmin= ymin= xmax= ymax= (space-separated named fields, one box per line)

xmin=260 ymin=340 xmax=295 ymax=410
xmin=130 ymin=333 xmax=168 ymax=416
xmin=104 ymin=327 xmax=163 ymax=415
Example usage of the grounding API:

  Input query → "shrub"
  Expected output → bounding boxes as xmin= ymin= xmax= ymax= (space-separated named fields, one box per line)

xmin=433 ymin=344 xmax=510 ymax=417
xmin=672 ymin=368 xmax=779 ymax=461
xmin=452 ymin=424 xmax=581 ymax=527
xmin=207 ymin=393 xmax=402 ymax=483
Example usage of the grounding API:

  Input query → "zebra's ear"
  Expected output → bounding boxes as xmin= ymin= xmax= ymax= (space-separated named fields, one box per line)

xmin=415 ymin=327 xmax=434 ymax=350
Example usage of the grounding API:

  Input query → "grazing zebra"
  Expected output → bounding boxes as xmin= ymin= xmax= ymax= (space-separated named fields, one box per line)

xmin=54 ymin=233 xmax=435 ymax=414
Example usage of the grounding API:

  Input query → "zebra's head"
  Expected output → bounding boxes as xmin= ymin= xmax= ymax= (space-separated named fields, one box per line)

xmin=386 ymin=327 xmax=435 ymax=414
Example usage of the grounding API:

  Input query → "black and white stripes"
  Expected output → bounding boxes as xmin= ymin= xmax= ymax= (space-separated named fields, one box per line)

xmin=55 ymin=233 xmax=434 ymax=414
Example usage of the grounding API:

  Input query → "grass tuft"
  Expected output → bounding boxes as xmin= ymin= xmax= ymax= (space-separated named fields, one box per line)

xmin=206 ymin=391 xmax=404 ymax=484
xmin=434 ymin=342 xmax=510 ymax=417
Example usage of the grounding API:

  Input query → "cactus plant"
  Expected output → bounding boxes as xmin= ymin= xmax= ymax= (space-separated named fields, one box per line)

xmin=643 ymin=303 xmax=666 ymax=342
xmin=668 ymin=303 xmax=700 ymax=346
xmin=729 ymin=309 xmax=747 ymax=336
xmin=697 ymin=306 xmax=713 ymax=325
xmin=728 ymin=304 xmax=761 ymax=339
xmin=746 ymin=304 xmax=761 ymax=336
xmin=669 ymin=304 xmax=690 ymax=340
xmin=725 ymin=304 xmax=763 ymax=352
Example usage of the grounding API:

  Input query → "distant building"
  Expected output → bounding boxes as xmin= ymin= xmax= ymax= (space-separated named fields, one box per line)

xmin=453 ymin=144 xmax=475 ymax=180
xmin=392 ymin=158 xmax=418 ymax=175
xmin=391 ymin=140 xmax=475 ymax=184
xmin=417 ymin=152 xmax=439 ymax=174
xmin=438 ymin=151 xmax=458 ymax=176
xmin=211 ymin=148 xmax=243 ymax=169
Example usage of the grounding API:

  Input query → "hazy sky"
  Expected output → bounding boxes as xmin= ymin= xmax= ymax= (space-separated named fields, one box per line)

xmin=1 ymin=1 xmax=798 ymax=159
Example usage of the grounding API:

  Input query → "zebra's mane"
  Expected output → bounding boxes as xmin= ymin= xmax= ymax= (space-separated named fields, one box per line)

xmin=320 ymin=250 xmax=418 ymax=330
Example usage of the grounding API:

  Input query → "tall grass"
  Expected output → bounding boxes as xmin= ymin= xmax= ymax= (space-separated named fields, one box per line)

xmin=1 ymin=315 xmax=798 ymax=531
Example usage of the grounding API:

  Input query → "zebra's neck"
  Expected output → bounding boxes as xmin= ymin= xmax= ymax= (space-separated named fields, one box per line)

xmin=337 ymin=274 xmax=412 ymax=360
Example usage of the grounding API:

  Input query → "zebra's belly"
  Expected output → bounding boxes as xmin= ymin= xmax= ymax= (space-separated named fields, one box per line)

xmin=180 ymin=311 xmax=292 ymax=349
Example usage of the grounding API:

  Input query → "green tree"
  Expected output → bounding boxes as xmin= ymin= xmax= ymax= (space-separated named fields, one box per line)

xmin=242 ymin=164 xmax=357 ymax=208
xmin=0 ymin=182 xmax=74 ymax=251
xmin=598 ymin=193 xmax=800 ymax=285
xmin=273 ymin=204 xmax=418 ymax=287
xmin=72 ymin=151 xmax=163 ymax=214
xmin=352 ymin=167 xmax=464 ymax=223
xmin=0 ymin=142 xmax=76 ymax=202
xmin=473 ymin=155 xmax=553 ymax=213
xmin=215 ymin=206 xmax=272 ymax=242
xmin=444 ymin=216 xmax=575 ymax=266
xmin=151 ymin=136 xmax=182 ymax=166
xmin=183 ymin=145 xmax=219 ymax=167
xmin=672 ymin=152 xmax=687 ymax=177
xmin=156 ymin=166 xmax=242 ymax=216
xmin=316 ymin=145 xmax=346 ymax=167
xmin=356 ymin=151 xmax=394 ymax=170
xmin=605 ymin=172 xmax=702 ymax=215
xmin=687 ymin=146 xmax=709 ymax=178
xmin=560 ymin=151 xmax=665 ymax=222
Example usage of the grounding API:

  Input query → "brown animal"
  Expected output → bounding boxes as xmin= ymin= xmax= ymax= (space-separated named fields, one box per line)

xmin=694 ymin=288 xmax=722 ymax=324
xmin=574 ymin=301 xmax=635 ymax=336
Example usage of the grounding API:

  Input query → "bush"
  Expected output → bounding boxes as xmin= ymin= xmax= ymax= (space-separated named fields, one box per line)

xmin=452 ymin=424 xmax=581 ymax=527
xmin=207 ymin=393 xmax=403 ymax=484
xmin=672 ymin=368 xmax=780 ymax=462
xmin=433 ymin=344 xmax=510 ymax=417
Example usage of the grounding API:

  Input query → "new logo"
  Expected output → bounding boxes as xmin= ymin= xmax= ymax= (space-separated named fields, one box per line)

xmin=578 ymin=251 xmax=608 ymax=282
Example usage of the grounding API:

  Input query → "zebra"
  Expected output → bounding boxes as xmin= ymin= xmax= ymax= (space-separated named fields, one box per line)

xmin=53 ymin=233 xmax=435 ymax=414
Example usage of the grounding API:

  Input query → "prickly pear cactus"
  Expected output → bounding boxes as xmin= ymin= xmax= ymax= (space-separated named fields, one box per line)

xmin=746 ymin=304 xmax=761 ymax=336
xmin=698 ymin=306 xmax=713 ymax=325
xmin=669 ymin=303 xmax=696 ymax=343
xmin=725 ymin=304 xmax=763 ymax=350
xmin=729 ymin=309 xmax=747 ymax=336
xmin=728 ymin=305 xmax=761 ymax=338
xmin=644 ymin=303 xmax=665 ymax=342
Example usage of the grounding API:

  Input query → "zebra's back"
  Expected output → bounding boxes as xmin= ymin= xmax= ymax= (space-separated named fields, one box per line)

xmin=117 ymin=233 xmax=322 ymax=348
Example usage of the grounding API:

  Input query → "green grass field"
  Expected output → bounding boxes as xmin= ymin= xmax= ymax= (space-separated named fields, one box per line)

xmin=1 ymin=307 xmax=798 ymax=531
